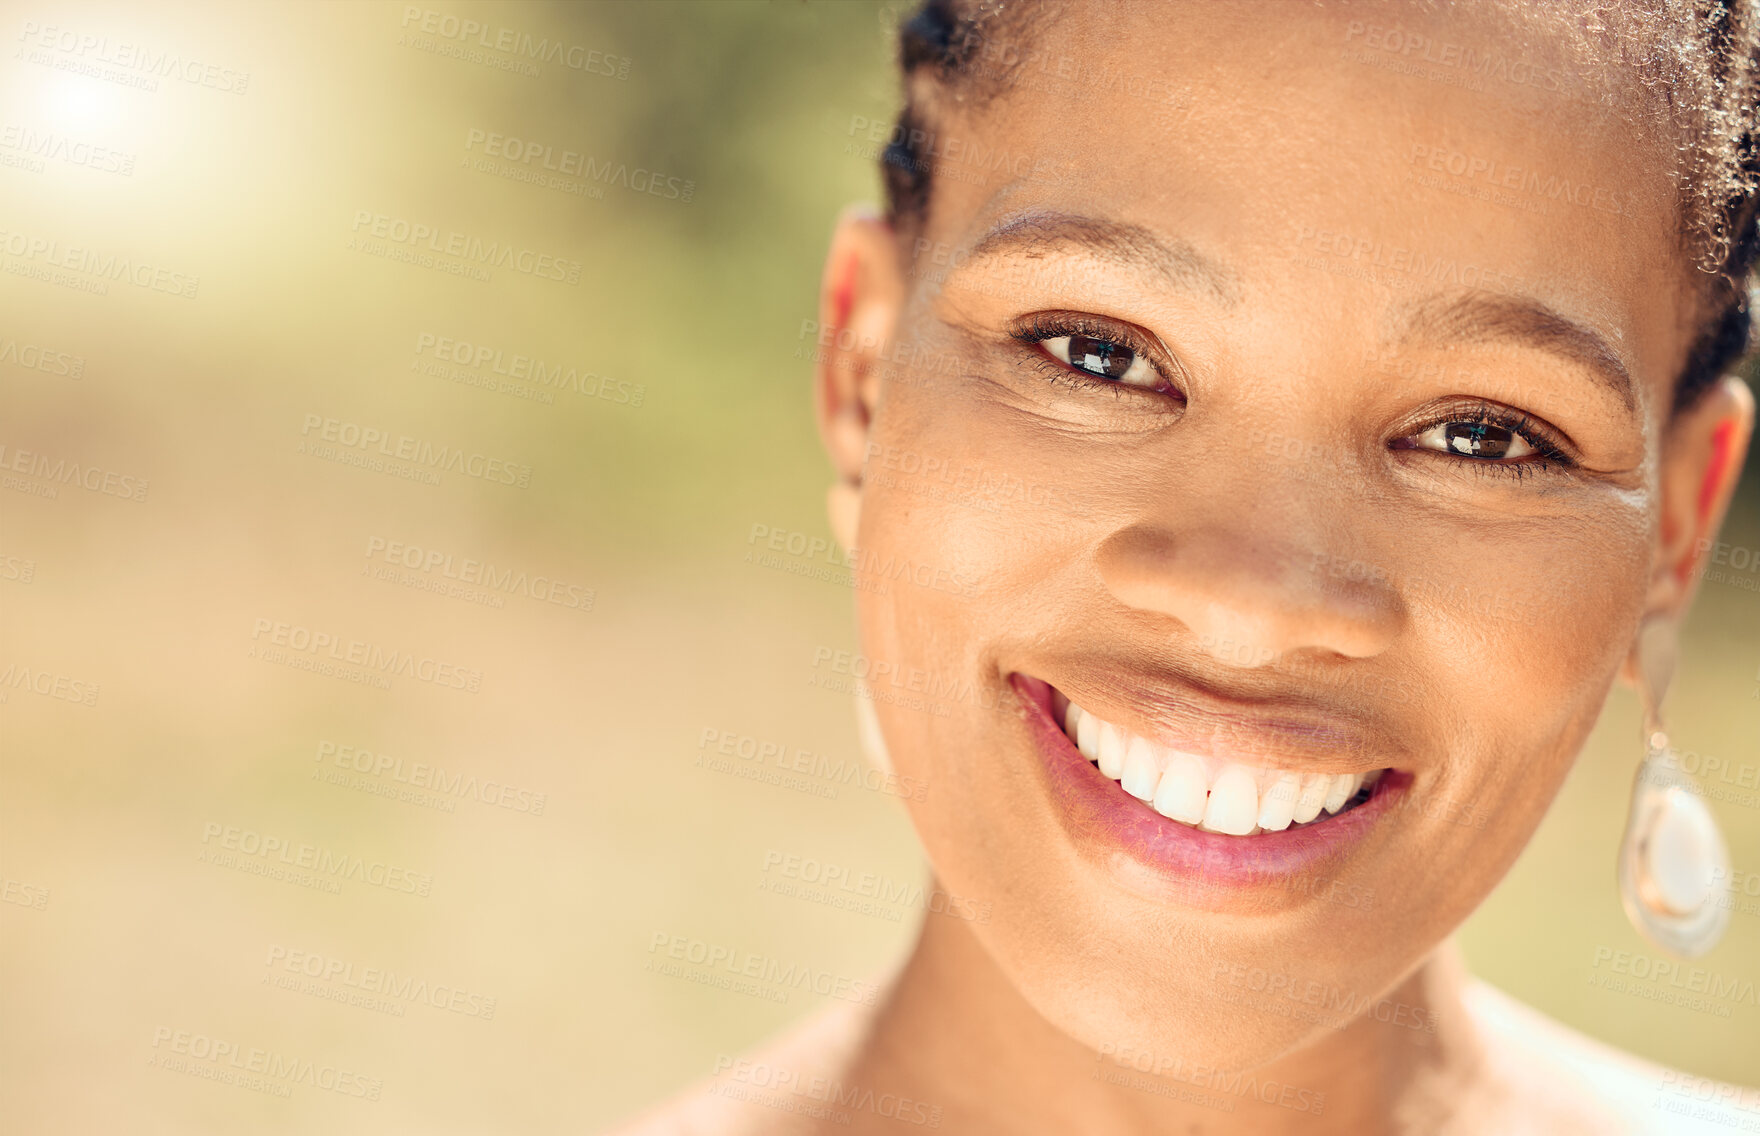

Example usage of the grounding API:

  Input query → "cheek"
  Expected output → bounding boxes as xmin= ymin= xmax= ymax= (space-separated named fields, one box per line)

xmin=848 ymin=392 xmax=1074 ymax=874
xmin=1417 ymin=507 xmax=1649 ymax=748
xmin=854 ymin=367 xmax=1075 ymax=671
xmin=1389 ymin=505 xmax=1652 ymax=901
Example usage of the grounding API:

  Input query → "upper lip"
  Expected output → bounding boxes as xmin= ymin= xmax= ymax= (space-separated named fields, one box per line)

xmin=1032 ymin=659 xmax=1402 ymax=774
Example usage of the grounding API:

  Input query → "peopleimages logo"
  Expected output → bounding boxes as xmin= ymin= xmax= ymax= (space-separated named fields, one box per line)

xmin=760 ymin=849 xmax=990 ymax=923
xmin=746 ymin=522 xmax=975 ymax=599
xmin=1587 ymin=946 xmax=1756 ymax=1018
xmin=250 ymin=617 xmax=485 ymax=693
xmin=315 ymin=740 xmax=549 ymax=815
xmin=709 ymin=1055 xmax=944 ymax=1128
xmin=364 ymin=537 xmax=593 ymax=614
xmin=1341 ymin=20 xmax=1572 ymax=93
xmin=0 ymin=124 xmax=136 ymax=174
xmin=0 ymin=334 xmax=84 ymax=377
xmin=398 ymin=7 xmax=631 ymax=78
xmin=264 ymin=945 xmax=497 ymax=1019
xmin=0 ymin=229 xmax=199 ymax=297
xmin=0 ymin=661 xmax=99 ymax=707
xmin=646 ymin=930 xmax=881 ymax=1007
xmin=348 ymin=211 xmax=583 ymax=283
xmin=17 ymin=22 xmax=251 ymax=93
xmin=1209 ymin=961 xmax=1439 ymax=1033
xmin=149 ymin=1027 xmax=381 ymax=1100
xmin=200 ymin=822 xmax=434 ymax=897
xmin=298 ymin=414 xmax=533 ymax=488
xmin=464 ymin=130 xmax=694 ymax=202
xmin=809 ymin=647 xmax=999 ymax=716
xmin=413 ymin=332 xmax=644 ymax=406
xmin=1094 ymin=1042 xmax=1327 ymax=1116
xmin=0 ymin=443 xmax=147 ymax=502
xmin=698 ymin=726 xmax=927 ymax=803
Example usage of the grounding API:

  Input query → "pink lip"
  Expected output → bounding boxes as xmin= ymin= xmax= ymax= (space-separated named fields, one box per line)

xmin=1011 ymin=673 xmax=1410 ymax=908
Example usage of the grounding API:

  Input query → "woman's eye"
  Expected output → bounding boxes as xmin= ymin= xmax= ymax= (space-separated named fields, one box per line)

xmin=1411 ymin=419 xmax=1537 ymax=460
xmin=1041 ymin=334 xmax=1158 ymax=388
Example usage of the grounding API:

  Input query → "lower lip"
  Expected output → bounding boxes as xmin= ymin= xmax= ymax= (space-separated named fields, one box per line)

xmin=1011 ymin=673 xmax=1410 ymax=907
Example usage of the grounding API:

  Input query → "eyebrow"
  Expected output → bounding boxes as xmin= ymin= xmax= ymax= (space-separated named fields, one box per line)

xmin=961 ymin=211 xmax=1239 ymax=304
xmin=1396 ymin=291 xmax=1636 ymax=411
xmin=955 ymin=214 xmax=1637 ymax=411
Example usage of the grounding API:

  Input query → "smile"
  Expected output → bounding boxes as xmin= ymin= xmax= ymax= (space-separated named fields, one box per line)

xmin=1053 ymin=689 xmax=1386 ymax=835
xmin=1011 ymin=673 xmax=1409 ymax=900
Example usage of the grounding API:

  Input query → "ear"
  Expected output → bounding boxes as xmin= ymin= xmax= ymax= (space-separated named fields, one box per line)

xmin=814 ymin=205 xmax=905 ymax=551
xmin=1624 ymin=375 xmax=1755 ymax=683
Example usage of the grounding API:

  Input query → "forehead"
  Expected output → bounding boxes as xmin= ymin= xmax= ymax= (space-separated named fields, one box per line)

xmin=923 ymin=1 xmax=1693 ymax=407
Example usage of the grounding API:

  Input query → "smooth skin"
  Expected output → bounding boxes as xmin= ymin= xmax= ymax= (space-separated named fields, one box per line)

xmin=616 ymin=3 xmax=1754 ymax=1133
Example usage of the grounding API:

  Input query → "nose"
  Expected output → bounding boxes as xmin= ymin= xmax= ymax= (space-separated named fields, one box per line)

xmin=1096 ymin=524 xmax=1403 ymax=665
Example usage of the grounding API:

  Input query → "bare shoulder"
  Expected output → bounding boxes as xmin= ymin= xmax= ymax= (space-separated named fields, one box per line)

xmin=1462 ymin=978 xmax=1760 ymax=1135
xmin=598 ymin=998 xmax=879 ymax=1136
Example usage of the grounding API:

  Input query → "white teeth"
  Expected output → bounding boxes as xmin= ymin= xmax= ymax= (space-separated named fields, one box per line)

xmin=1153 ymin=752 xmax=1209 ymax=824
xmin=1293 ymin=772 xmax=1330 ymax=824
xmin=1257 ymin=771 xmax=1302 ymax=833
xmin=1322 ymin=773 xmax=1353 ymax=815
xmin=1097 ymin=720 xmax=1128 ymax=779
xmin=1060 ymin=697 xmax=1386 ymax=836
xmin=1075 ymin=708 xmax=1100 ymax=763
xmin=1200 ymin=763 xmax=1261 ymax=835
xmin=1120 ymin=737 xmax=1161 ymax=800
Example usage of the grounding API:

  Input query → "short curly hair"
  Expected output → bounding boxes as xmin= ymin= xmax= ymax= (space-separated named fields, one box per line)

xmin=880 ymin=0 xmax=1760 ymax=416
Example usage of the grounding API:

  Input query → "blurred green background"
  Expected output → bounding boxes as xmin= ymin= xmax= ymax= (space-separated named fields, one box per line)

xmin=0 ymin=2 xmax=1755 ymax=1132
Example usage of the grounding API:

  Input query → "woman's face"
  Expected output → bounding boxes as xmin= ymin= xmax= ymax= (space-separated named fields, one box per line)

xmin=832 ymin=3 xmax=1720 ymax=1069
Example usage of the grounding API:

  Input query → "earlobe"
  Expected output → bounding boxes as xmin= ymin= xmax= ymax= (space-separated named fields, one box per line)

xmin=828 ymin=480 xmax=860 ymax=553
xmin=1619 ymin=612 xmax=1679 ymax=696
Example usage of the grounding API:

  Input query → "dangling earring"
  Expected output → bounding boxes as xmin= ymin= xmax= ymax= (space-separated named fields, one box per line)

xmin=1617 ymin=617 xmax=1730 ymax=957
xmin=827 ymin=476 xmax=891 ymax=774
xmin=854 ymin=686 xmax=894 ymax=776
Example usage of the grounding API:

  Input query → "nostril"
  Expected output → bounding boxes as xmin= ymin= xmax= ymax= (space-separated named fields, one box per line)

xmin=1095 ymin=525 xmax=1404 ymax=662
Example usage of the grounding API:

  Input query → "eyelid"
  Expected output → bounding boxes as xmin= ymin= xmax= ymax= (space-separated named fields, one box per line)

xmin=1399 ymin=398 xmax=1578 ymax=465
xmin=1008 ymin=310 xmax=1186 ymax=393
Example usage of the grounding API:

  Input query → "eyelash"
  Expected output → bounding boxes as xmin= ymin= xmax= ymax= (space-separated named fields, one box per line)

xmin=1008 ymin=313 xmax=1183 ymax=398
xmin=1008 ymin=314 xmax=1576 ymax=480
xmin=1399 ymin=401 xmax=1576 ymax=480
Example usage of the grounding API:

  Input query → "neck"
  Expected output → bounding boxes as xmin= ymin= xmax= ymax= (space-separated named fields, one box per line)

xmin=842 ymin=909 xmax=1486 ymax=1136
